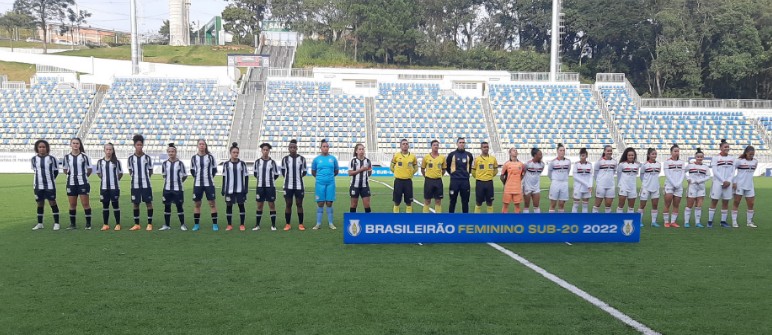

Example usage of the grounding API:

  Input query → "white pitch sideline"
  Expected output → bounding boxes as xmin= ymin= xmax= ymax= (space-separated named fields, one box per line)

xmin=369 ymin=179 xmax=661 ymax=335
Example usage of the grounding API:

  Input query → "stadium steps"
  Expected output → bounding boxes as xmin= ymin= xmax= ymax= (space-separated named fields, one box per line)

xmin=364 ymin=97 xmax=378 ymax=151
xmin=78 ymin=90 xmax=105 ymax=141
xmin=480 ymin=97 xmax=502 ymax=153
xmin=591 ymin=87 xmax=626 ymax=150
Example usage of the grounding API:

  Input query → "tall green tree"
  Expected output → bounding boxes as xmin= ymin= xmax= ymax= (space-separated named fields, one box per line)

xmin=222 ymin=0 xmax=267 ymax=45
xmin=13 ymin=0 xmax=74 ymax=53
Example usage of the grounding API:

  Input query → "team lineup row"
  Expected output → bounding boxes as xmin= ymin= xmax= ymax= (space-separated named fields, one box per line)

xmin=29 ymin=136 xmax=758 ymax=232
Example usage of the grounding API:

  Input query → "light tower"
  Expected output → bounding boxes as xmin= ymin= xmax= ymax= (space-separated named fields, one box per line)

xmin=549 ymin=0 xmax=561 ymax=82
xmin=169 ymin=0 xmax=191 ymax=46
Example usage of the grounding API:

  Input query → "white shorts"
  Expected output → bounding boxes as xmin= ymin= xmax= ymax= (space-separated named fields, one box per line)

xmin=735 ymin=188 xmax=755 ymax=197
xmin=639 ymin=189 xmax=660 ymax=201
xmin=549 ymin=182 xmax=569 ymax=201
xmin=664 ymin=185 xmax=683 ymax=197
xmin=523 ymin=184 xmax=540 ymax=195
xmin=596 ymin=187 xmax=615 ymax=199
xmin=573 ymin=190 xmax=591 ymax=200
xmin=687 ymin=184 xmax=706 ymax=198
xmin=710 ymin=183 xmax=733 ymax=200
xmin=619 ymin=187 xmax=637 ymax=199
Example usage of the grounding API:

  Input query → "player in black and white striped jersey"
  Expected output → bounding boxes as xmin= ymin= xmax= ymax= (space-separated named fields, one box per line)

xmin=127 ymin=134 xmax=154 ymax=231
xmin=254 ymin=143 xmax=280 ymax=231
xmin=222 ymin=142 xmax=249 ymax=231
xmin=348 ymin=143 xmax=373 ymax=213
xmin=95 ymin=143 xmax=123 ymax=231
xmin=281 ymin=139 xmax=307 ymax=230
xmin=191 ymin=138 xmax=219 ymax=231
xmin=62 ymin=138 xmax=92 ymax=230
xmin=31 ymin=140 xmax=61 ymax=230
xmin=161 ymin=143 xmax=188 ymax=230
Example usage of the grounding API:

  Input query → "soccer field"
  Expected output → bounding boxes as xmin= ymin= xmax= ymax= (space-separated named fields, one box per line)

xmin=1 ymin=174 xmax=770 ymax=334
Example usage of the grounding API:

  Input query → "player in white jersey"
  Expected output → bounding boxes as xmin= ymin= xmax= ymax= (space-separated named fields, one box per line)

xmin=638 ymin=148 xmax=661 ymax=227
xmin=571 ymin=148 xmax=593 ymax=213
xmin=663 ymin=144 xmax=686 ymax=227
xmin=684 ymin=148 xmax=710 ymax=228
xmin=191 ymin=139 xmax=219 ymax=231
xmin=96 ymin=143 xmax=123 ymax=231
xmin=523 ymin=148 xmax=544 ymax=213
xmin=732 ymin=146 xmax=757 ymax=228
xmin=616 ymin=148 xmax=639 ymax=216
xmin=31 ymin=140 xmax=61 ymax=230
xmin=593 ymin=145 xmax=617 ymax=213
xmin=708 ymin=139 xmax=735 ymax=228
xmin=222 ymin=143 xmax=249 ymax=231
xmin=63 ymin=138 xmax=93 ymax=230
xmin=548 ymin=143 xmax=570 ymax=213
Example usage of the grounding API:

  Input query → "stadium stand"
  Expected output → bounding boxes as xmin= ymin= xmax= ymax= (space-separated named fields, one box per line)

xmin=489 ymin=84 xmax=614 ymax=153
xmin=600 ymin=86 xmax=766 ymax=151
xmin=260 ymin=80 xmax=367 ymax=149
xmin=88 ymin=77 xmax=236 ymax=152
xmin=0 ymin=77 xmax=95 ymax=151
xmin=375 ymin=83 xmax=489 ymax=151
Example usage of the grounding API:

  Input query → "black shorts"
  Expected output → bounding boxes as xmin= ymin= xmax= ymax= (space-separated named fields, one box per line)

xmin=162 ymin=190 xmax=184 ymax=205
xmin=350 ymin=186 xmax=371 ymax=198
xmin=100 ymin=189 xmax=120 ymax=203
xmin=393 ymin=178 xmax=413 ymax=204
xmin=283 ymin=189 xmax=305 ymax=200
xmin=193 ymin=186 xmax=216 ymax=202
xmin=424 ymin=178 xmax=444 ymax=200
xmin=475 ymin=180 xmax=495 ymax=204
xmin=34 ymin=189 xmax=56 ymax=202
xmin=224 ymin=193 xmax=247 ymax=204
xmin=131 ymin=188 xmax=153 ymax=204
xmin=66 ymin=184 xmax=90 ymax=197
xmin=449 ymin=179 xmax=471 ymax=196
xmin=256 ymin=187 xmax=277 ymax=203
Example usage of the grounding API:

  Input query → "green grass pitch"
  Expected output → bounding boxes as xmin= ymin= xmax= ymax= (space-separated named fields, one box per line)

xmin=1 ymin=174 xmax=770 ymax=334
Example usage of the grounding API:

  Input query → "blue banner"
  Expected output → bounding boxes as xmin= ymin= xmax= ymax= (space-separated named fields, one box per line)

xmin=343 ymin=213 xmax=641 ymax=244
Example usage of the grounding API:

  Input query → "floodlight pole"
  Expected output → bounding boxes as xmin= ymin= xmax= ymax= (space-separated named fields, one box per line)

xmin=130 ymin=0 xmax=140 ymax=75
xmin=549 ymin=0 xmax=560 ymax=82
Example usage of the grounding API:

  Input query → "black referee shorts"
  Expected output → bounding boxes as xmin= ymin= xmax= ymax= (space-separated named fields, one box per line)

xmin=475 ymin=180 xmax=495 ymax=204
xmin=393 ymin=178 xmax=414 ymax=204
xmin=423 ymin=178 xmax=443 ymax=200
xmin=449 ymin=179 xmax=470 ymax=196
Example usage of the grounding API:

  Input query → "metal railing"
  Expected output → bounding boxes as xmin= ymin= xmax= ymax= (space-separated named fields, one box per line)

xmin=77 ymin=91 xmax=105 ymax=140
xmin=595 ymin=73 xmax=626 ymax=83
xmin=266 ymin=67 xmax=314 ymax=78
xmin=510 ymin=72 xmax=550 ymax=82
xmin=1 ymin=81 xmax=25 ymax=89
xmin=36 ymin=64 xmax=74 ymax=73
xmin=556 ymin=72 xmax=580 ymax=82
xmin=641 ymin=99 xmax=772 ymax=109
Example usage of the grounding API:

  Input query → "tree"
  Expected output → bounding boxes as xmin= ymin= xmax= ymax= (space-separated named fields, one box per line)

xmin=0 ymin=10 xmax=34 ymax=51
xmin=158 ymin=19 xmax=169 ymax=44
xmin=222 ymin=0 xmax=267 ymax=45
xmin=13 ymin=0 xmax=74 ymax=53
xmin=62 ymin=7 xmax=89 ymax=48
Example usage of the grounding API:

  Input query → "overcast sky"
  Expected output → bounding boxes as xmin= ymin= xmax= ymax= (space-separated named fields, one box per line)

xmin=0 ymin=0 xmax=228 ymax=33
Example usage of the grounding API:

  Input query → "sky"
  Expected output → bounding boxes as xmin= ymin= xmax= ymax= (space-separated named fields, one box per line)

xmin=0 ymin=0 xmax=228 ymax=34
